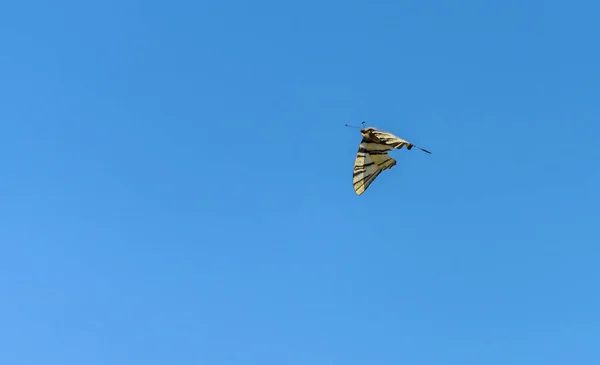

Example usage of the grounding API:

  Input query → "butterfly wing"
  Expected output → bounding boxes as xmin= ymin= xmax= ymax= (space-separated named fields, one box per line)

xmin=352 ymin=141 xmax=397 ymax=195
xmin=371 ymin=129 xmax=432 ymax=154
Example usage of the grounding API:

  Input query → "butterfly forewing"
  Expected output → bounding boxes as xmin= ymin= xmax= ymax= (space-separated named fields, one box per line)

xmin=353 ymin=143 xmax=382 ymax=195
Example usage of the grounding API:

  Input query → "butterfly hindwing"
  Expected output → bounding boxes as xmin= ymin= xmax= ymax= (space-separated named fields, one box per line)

xmin=370 ymin=130 xmax=413 ymax=150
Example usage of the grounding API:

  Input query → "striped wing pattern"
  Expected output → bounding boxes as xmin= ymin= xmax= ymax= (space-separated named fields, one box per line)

xmin=352 ymin=142 xmax=396 ymax=195
xmin=352 ymin=127 xmax=431 ymax=195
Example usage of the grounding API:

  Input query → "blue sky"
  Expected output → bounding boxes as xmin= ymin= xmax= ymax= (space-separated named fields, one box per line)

xmin=1 ymin=0 xmax=599 ymax=364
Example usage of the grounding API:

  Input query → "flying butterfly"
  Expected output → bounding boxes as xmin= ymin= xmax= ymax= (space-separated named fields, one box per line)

xmin=348 ymin=122 xmax=431 ymax=195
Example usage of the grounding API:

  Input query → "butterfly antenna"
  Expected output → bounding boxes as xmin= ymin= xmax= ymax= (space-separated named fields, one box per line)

xmin=345 ymin=124 xmax=361 ymax=129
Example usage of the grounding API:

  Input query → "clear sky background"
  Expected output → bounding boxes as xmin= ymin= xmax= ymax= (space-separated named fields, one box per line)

xmin=1 ymin=0 xmax=599 ymax=364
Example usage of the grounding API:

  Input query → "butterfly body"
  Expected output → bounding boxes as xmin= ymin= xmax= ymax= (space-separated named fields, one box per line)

xmin=352 ymin=126 xmax=431 ymax=195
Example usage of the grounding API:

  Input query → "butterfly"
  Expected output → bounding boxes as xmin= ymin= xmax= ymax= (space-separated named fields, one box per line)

xmin=351 ymin=123 xmax=431 ymax=195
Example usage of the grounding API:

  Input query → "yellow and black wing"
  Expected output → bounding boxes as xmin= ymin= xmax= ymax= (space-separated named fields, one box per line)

xmin=352 ymin=141 xmax=397 ymax=195
xmin=369 ymin=129 xmax=432 ymax=154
